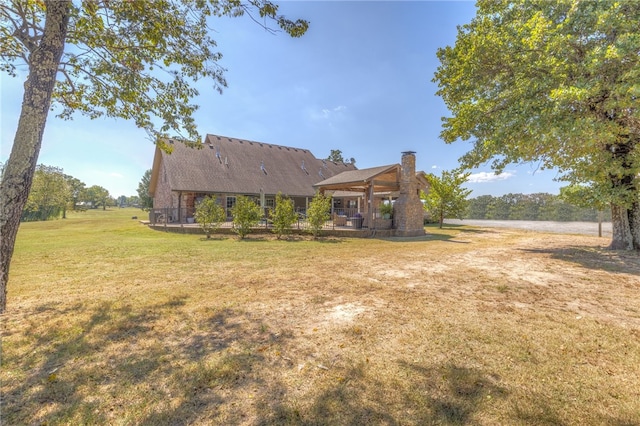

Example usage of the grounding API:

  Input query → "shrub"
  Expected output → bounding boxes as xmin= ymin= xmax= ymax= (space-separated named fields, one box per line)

xmin=306 ymin=192 xmax=332 ymax=239
xmin=231 ymin=196 xmax=261 ymax=239
xmin=194 ymin=195 xmax=226 ymax=238
xmin=270 ymin=192 xmax=297 ymax=239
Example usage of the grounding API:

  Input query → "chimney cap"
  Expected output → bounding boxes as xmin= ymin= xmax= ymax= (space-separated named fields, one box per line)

xmin=401 ymin=151 xmax=416 ymax=156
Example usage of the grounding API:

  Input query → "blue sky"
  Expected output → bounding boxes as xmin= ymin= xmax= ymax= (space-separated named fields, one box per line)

xmin=1 ymin=1 xmax=563 ymax=198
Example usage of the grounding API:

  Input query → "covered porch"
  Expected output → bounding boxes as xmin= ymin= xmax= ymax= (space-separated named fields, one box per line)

xmin=314 ymin=164 xmax=401 ymax=231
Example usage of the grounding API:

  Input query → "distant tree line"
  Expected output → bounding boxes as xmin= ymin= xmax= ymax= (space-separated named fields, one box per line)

xmin=465 ymin=193 xmax=612 ymax=222
xmin=0 ymin=162 xmax=142 ymax=222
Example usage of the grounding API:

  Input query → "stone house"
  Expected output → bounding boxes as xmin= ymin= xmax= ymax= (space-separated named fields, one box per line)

xmin=149 ymin=134 xmax=428 ymax=235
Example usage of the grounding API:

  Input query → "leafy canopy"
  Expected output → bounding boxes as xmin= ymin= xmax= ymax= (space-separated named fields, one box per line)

xmin=195 ymin=195 xmax=226 ymax=238
xmin=137 ymin=170 xmax=153 ymax=211
xmin=270 ymin=192 xmax=297 ymax=239
xmin=434 ymin=0 xmax=640 ymax=208
xmin=0 ymin=0 xmax=309 ymax=149
xmin=421 ymin=169 xmax=471 ymax=228
xmin=22 ymin=165 xmax=68 ymax=221
xmin=306 ymin=192 xmax=331 ymax=239
xmin=231 ymin=195 xmax=261 ymax=239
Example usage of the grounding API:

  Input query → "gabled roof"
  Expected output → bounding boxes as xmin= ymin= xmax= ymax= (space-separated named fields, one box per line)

xmin=149 ymin=134 xmax=357 ymax=197
xmin=313 ymin=164 xmax=401 ymax=192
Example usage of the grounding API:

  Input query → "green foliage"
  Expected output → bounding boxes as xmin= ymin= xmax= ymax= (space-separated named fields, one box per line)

xmin=421 ymin=170 xmax=471 ymax=229
xmin=137 ymin=169 xmax=153 ymax=211
xmin=306 ymin=192 xmax=331 ymax=239
xmin=22 ymin=165 xmax=69 ymax=222
xmin=84 ymin=185 xmax=111 ymax=210
xmin=0 ymin=0 xmax=309 ymax=312
xmin=270 ymin=192 xmax=297 ymax=239
xmin=379 ymin=202 xmax=394 ymax=217
xmin=434 ymin=1 xmax=640 ymax=248
xmin=1 ymin=1 xmax=309 ymax=146
xmin=326 ymin=149 xmax=344 ymax=163
xmin=465 ymin=193 xmax=611 ymax=222
xmin=231 ymin=196 xmax=261 ymax=239
xmin=195 ymin=195 xmax=226 ymax=238
xmin=64 ymin=175 xmax=85 ymax=210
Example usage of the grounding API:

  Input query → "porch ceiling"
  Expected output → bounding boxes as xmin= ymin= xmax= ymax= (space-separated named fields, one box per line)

xmin=314 ymin=164 xmax=400 ymax=193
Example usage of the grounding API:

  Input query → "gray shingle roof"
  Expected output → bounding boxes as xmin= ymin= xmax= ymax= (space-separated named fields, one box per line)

xmin=153 ymin=134 xmax=357 ymax=197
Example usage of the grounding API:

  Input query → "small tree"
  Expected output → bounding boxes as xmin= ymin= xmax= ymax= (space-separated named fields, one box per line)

xmin=306 ymin=192 xmax=332 ymax=239
xmin=194 ymin=195 xmax=226 ymax=239
xmin=231 ymin=196 xmax=261 ymax=240
xmin=421 ymin=169 xmax=471 ymax=229
xmin=270 ymin=192 xmax=297 ymax=239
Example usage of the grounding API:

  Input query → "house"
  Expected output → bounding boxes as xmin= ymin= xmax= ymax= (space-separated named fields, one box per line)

xmin=149 ymin=134 xmax=428 ymax=236
xmin=148 ymin=134 xmax=357 ymax=222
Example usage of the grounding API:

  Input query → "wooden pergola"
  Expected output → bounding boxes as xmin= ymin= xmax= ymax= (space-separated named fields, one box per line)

xmin=314 ymin=164 xmax=401 ymax=226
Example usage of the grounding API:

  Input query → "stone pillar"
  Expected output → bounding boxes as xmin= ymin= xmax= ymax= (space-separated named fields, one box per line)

xmin=393 ymin=151 xmax=425 ymax=237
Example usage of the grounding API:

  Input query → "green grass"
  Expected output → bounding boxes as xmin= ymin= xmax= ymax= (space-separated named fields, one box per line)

xmin=2 ymin=208 xmax=640 ymax=425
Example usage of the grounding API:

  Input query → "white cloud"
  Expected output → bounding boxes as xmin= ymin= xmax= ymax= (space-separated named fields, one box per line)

xmin=310 ymin=105 xmax=347 ymax=121
xmin=431 ymin=165 xmax=438 ymax=169
xmin=109 ymin=172 xmax=124 ymax=178
xmin=467 ymin=171 xmax=515 ymax=183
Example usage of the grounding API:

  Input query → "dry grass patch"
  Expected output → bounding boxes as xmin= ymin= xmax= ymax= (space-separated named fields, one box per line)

xmin=2 ymin=209 xmax=639 ymax=425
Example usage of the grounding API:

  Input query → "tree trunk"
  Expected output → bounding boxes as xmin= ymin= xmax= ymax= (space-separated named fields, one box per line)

xmin=0 ymin=0 xmax=70 ymax=313
xmin=630 ymin=201 xmax=640 ymax=250
xmin=609 ymin=203 xmax=638 ymax=250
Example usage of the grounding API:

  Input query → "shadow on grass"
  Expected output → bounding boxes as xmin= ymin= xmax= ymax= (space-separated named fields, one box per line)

xmin=255 ymin=361 xmax=508 ymax=425
xmin=380 ymin=227 xmax=494 ymax=243
xmin=520 ymin=246 xmax=640 ymax=275
xmin=3 ymin=296 xmax=292 ymax=425
xmin=395 ymin=361 xmax=508 ymax=425
xmin=5 ymin=296 xmax=637 ymax=425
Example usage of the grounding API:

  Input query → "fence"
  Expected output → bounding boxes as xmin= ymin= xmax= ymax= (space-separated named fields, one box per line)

xmin=148 ymin=207 xmax=394 ymax=231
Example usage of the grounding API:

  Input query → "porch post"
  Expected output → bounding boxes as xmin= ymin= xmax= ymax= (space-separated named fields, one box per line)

xmin=367 ymin=184 xmax=374 ymax=229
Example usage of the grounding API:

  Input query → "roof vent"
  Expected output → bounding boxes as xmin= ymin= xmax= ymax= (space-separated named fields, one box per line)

xmin=301 ymin=160 xmax=309 ymax=175
xmin=261 ymin=160 xmax=268 ymax=175
xmin=319 ymin=169 xmax=324 ymax=179
xmin=215 ymin=147 xmax=222 ymax=163
xmin=225 ymin=157 xmax=229 ymax=166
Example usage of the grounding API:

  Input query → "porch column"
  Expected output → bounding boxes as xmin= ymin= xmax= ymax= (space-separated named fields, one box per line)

xmin=367 ymin=183 xmax=374 ymax=229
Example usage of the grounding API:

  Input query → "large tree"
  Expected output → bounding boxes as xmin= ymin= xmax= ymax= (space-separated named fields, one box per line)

xmin=84 ymin=185 xmax=110 ymax=210
xmin=0 ymin=0 xmax=308 ymax=312
xmin=434 ymin=0 xmax=640 ymax=250
xmin=22 ymin=164 xmax=68 ymax=221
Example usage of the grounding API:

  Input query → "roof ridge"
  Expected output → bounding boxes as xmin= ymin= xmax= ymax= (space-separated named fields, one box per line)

xmin=205 ymin=133 xmax=310 ymax=153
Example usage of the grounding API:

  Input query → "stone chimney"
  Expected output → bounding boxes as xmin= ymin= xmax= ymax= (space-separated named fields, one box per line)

xmin=393 ymin=151 xmax=425 ymax=237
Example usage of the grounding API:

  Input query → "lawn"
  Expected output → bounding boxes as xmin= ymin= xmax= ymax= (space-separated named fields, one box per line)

xmin=2 ymin=208 xmax=639 ymax=425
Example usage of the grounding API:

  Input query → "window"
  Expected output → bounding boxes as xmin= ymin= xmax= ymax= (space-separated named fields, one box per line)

xmin=226 ymin=196 xmax=236 ymax=216
xmin=265 ymin=198 xmax=275 ymax=208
